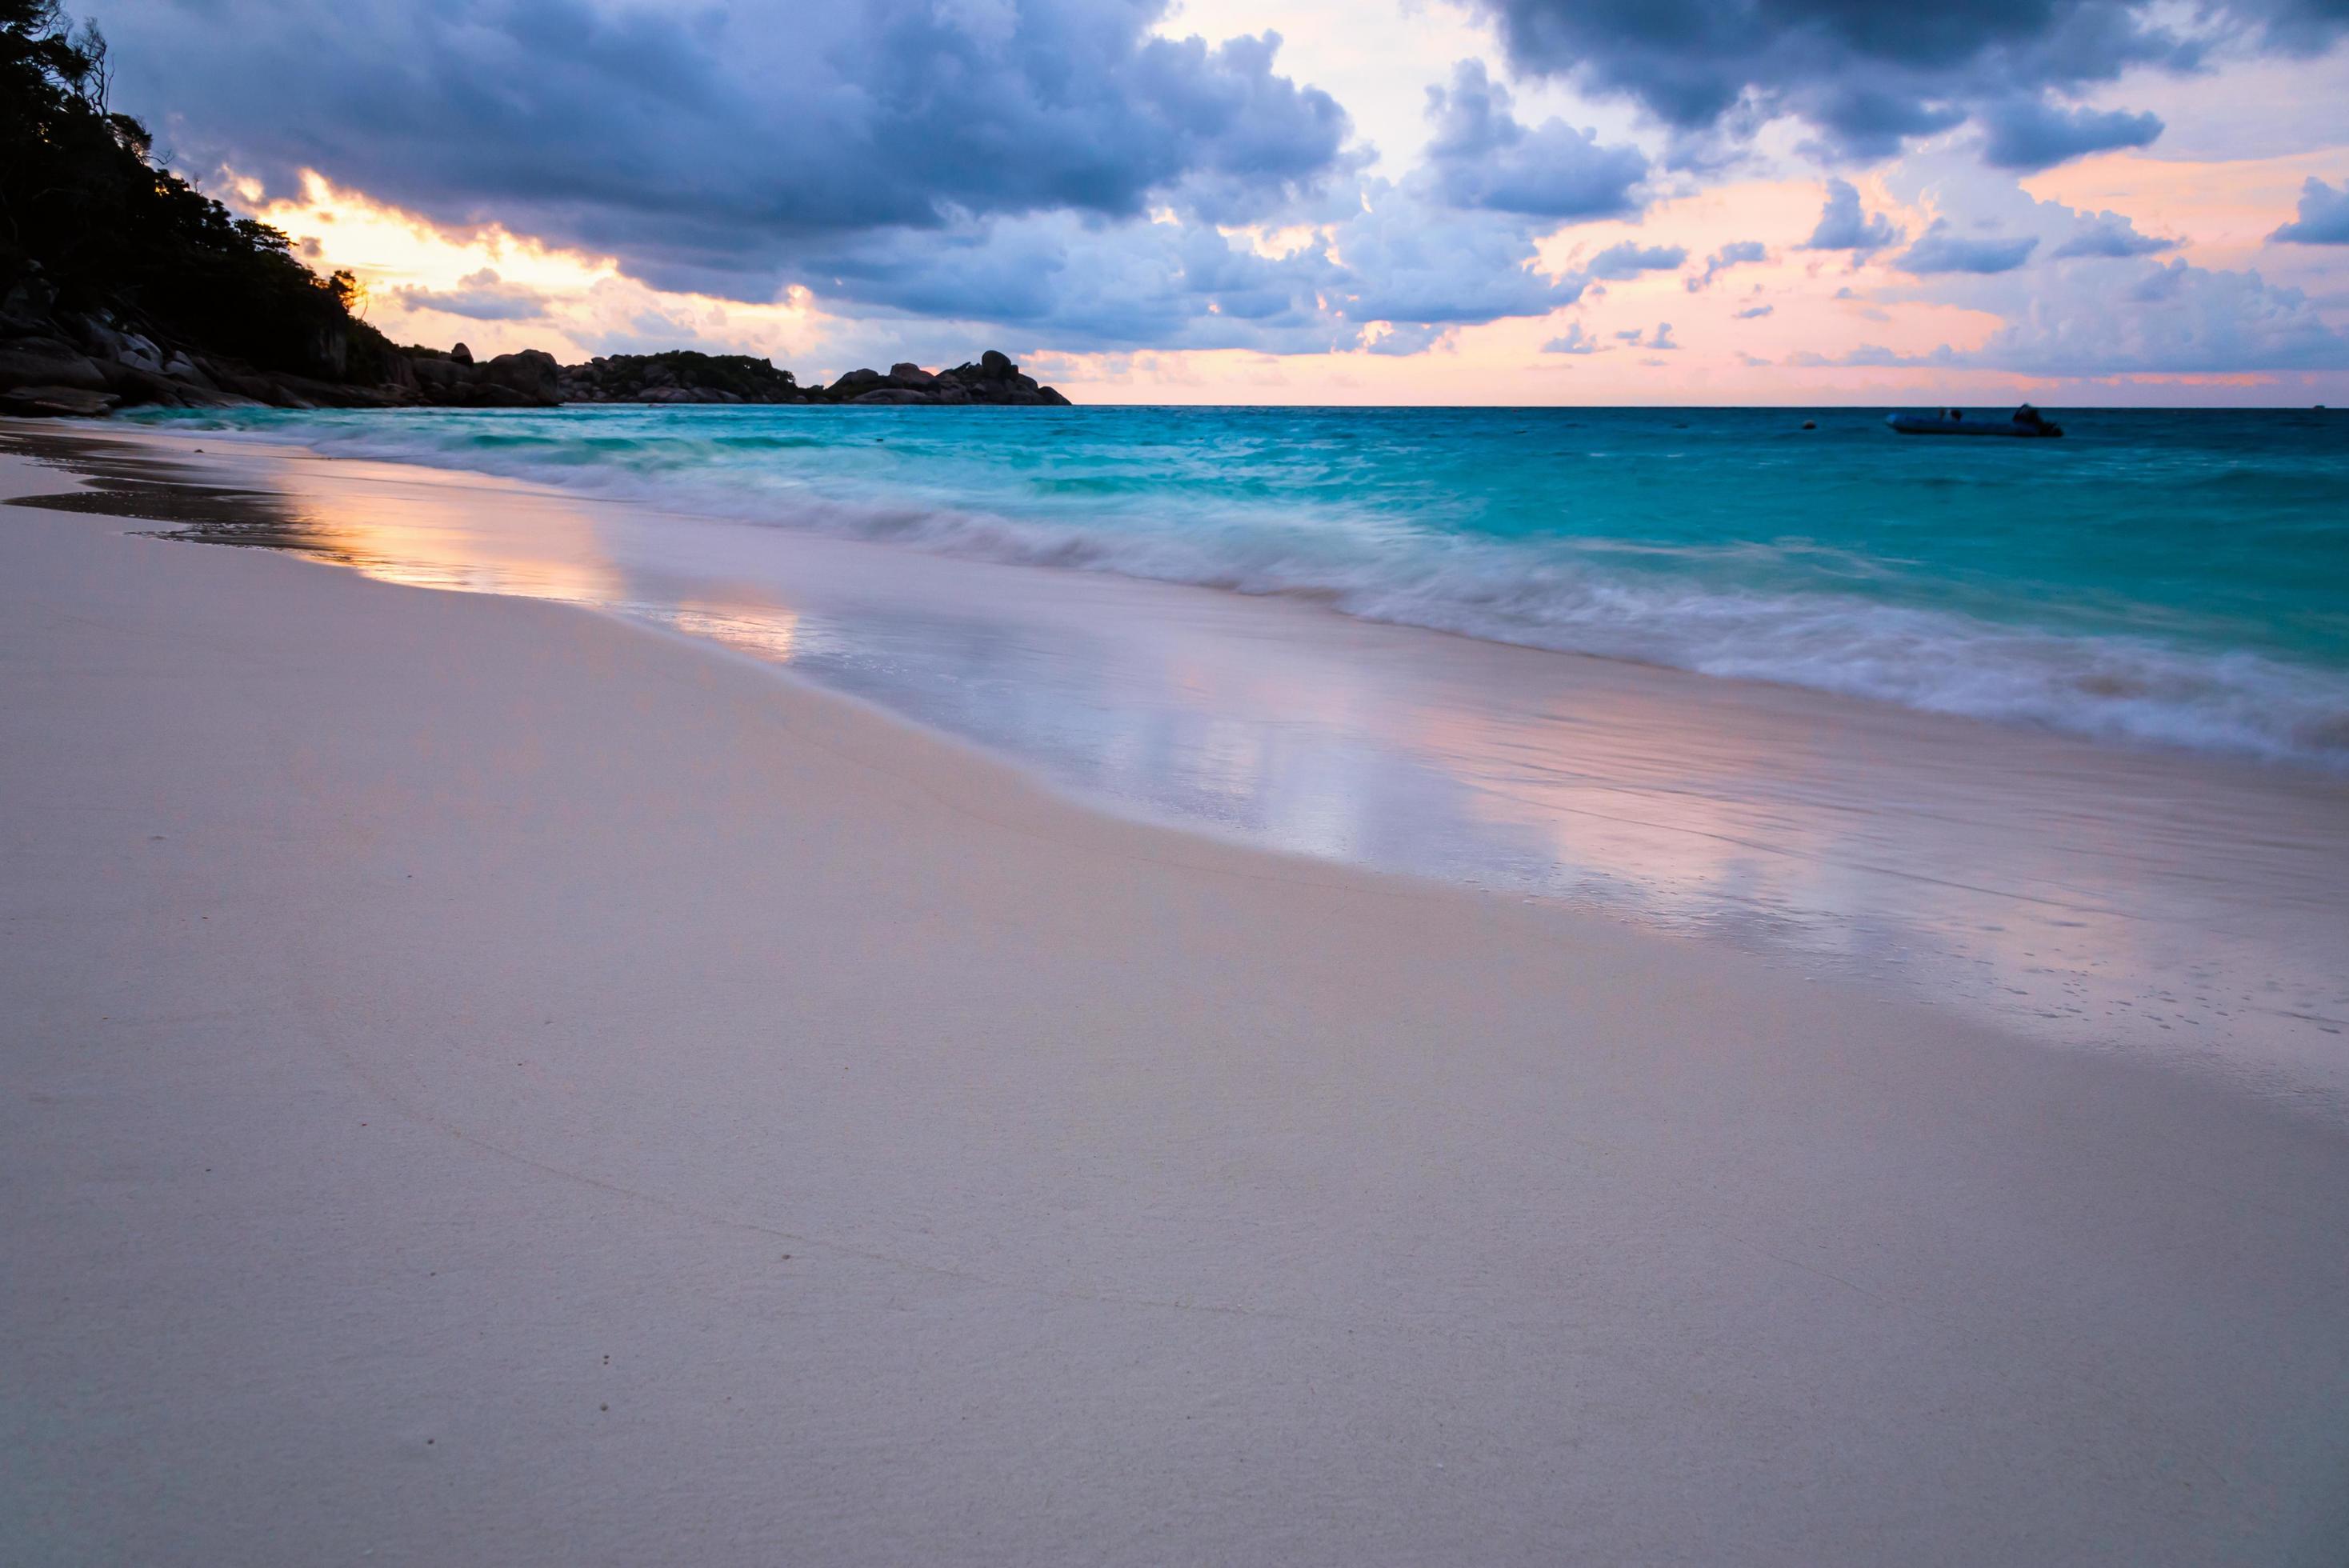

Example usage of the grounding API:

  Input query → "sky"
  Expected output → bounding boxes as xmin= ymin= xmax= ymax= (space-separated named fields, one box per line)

xmin=99 ymin=0 xmax=2349 ymax=404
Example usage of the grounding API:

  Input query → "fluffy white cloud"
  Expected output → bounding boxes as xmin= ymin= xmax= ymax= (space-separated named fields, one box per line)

xmin=1419 ymin=60 xmax=1649 ymax=218
xmin=1968 ymin=259 xmax=2349 ymax=372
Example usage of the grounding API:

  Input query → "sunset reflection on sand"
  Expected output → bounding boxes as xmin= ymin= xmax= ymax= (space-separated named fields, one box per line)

xmin=98 ymin=426 xmax=2349 ymax=1107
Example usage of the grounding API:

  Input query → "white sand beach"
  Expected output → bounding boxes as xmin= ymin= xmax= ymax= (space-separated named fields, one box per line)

xmin=5 ymin=446 xmax=2348 ymax=1565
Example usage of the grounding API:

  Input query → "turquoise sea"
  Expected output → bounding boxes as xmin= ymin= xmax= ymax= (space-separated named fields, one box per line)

xmin=78 ymin=404 xmax=2349 ymax=1089
xmin=143 ymin=403 xmax=2349 ymax=766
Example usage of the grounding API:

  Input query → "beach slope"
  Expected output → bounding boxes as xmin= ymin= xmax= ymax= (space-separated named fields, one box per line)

xmin=3 ymin=489 xmax=2346 ymax=1565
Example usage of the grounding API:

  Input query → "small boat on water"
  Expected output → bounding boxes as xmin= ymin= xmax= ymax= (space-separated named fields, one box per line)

xmin=1887 ymin=405 xmax=2063 ymax=438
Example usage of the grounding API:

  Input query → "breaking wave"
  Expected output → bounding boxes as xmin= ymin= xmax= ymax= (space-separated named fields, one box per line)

xmin=141 ymin=404 xmax=2349 ymax=769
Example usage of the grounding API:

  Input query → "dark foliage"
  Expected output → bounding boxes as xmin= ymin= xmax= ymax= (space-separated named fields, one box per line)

xmin=0 ymin=1 xmax=392 ymax=378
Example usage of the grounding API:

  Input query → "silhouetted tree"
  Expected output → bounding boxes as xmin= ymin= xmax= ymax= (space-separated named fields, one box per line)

xmin=2 ymin=2 xmax=394 ymax=378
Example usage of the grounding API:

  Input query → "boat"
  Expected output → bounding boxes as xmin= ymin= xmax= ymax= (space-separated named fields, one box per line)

xmin=1887 ymin=406 xmax=2063 ymax=438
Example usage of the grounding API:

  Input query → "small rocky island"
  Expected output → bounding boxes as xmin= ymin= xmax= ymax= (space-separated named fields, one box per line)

xmin=557 ymin=347 xmax=1070 ymax=408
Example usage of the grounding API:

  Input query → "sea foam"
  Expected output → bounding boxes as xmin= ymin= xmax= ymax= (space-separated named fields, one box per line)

xmin=140 ymin=403 xmax=2349 ymax=769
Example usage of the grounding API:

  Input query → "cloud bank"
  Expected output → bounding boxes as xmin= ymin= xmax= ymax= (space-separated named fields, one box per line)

xmin=1457 ymin=0 xmax=2347 ymax=162
xmin=107 ymin=0 xmax=1350 ymax=298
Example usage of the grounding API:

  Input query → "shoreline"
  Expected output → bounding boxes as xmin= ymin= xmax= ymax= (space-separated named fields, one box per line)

xmin=86 ymin=403 xmax=2349 ymax=775
xmin=3 ymin=440 xmax=2349 ymax=1560
xmin=10 ymin=418 xmax=2347 ymax=1116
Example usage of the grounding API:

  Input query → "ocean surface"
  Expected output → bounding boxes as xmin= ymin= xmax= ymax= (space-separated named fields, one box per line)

xmin=139 ymin=403 xmax=2349 ymax=768
xmin=82 ymin=405 xmax=2349 ymax=1108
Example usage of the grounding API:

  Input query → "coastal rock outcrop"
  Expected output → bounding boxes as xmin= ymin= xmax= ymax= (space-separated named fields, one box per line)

xmin=0 ymin=291 xmax=255 ymax=412
xmin=0 ymin=268 xmax=1071 ymax=416
xmin=558 ymin=351 xmax=807 ymax=404
xmin=553 ymin=348 xmax=1069 ymax=406
xmin=0 ymin=384 xmax=117 ymax=418
xmin=405 ymin=346 xmax=562 ymax=406
xmin=826 ymin=351 xmax=1070 ymax=406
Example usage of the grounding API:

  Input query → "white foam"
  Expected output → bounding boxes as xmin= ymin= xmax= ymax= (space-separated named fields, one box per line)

xmin=157 ymin=410 xmax=2349 ymax=770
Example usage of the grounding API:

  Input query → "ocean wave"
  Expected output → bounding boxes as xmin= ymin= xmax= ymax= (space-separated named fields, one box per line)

xmin=146 ymin=408 xmax=2349 ymax=770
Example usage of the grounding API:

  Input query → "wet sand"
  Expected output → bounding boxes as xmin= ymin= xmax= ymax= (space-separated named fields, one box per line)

xmin=13 ymin=420 xmax=2347 ymax=1106
xmin=4 ymin=441 xmax=2348 ymax=1564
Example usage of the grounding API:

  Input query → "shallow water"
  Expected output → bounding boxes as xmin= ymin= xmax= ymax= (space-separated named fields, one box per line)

xmin=134 ymin=404 xmax=2349 ymax=768
xmin=38 ymin=422 xmax=2346 ymax=1117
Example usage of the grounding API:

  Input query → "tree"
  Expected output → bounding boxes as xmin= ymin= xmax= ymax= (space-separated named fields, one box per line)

xmin=1 ymin=2 xmax=394 ymax=378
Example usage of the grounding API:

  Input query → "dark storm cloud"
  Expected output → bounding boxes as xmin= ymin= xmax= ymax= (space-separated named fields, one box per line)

xmin=741 ymin=44 xmax=1642 ymax=354
xmin=102 ymin=0 xmax=1351 ymax=299
xmin=1459 ymin=0 xmax=2347 ymax=164
xmin=1419 ymin=61 xmax=1649 ymax=218
xmin=2270 ymin=177 xmax=2349 ymax=244
xmin=2259 ymin=0 xmax=2349 ymax=50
